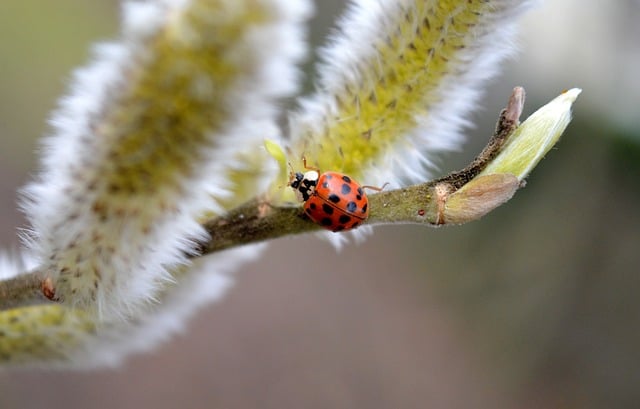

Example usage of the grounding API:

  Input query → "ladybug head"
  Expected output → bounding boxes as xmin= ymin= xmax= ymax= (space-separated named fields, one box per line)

xmin=289 ymin=172 xmax=304 ymax=190
xmin=289 ymin=170 xmax=318 ymax=202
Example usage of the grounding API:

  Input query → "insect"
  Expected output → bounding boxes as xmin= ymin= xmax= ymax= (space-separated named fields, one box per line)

xmin=289 ymin=159 xmax=386 ymax=232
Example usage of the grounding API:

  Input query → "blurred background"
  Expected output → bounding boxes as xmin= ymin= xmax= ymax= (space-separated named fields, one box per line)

xmin=1 ymin=1 xmax=639 ymax=408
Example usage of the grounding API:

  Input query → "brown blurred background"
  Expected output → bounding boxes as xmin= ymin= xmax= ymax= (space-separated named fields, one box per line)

xmin=1 ymin=1 xmax=639 ymax=408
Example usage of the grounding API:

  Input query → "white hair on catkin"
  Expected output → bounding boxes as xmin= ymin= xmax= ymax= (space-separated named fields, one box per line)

xmin=21 ymin=0 xmax=312 ymax=321
xmin=0 ymin=251 xmax=37 ymax=281
xmin=289 ymin=0 xmax=537 ymax=247
xmin=66 ymin=245 xmax=266 ymax=368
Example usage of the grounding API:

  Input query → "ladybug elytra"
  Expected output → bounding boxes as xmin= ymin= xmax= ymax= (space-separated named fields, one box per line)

xmin=289 ymin=160 xmax=385 ymax=232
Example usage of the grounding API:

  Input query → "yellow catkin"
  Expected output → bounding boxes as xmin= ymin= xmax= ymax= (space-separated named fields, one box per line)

xmin=218 ymin=146 xmax=275 ymax=210
xmin=100 ymin=2 xmax=270 ymax=200
xmin=49 ymin=0 xmax=277 ymax=309
xmin=289 ymin=0 xmax=499 ymax=180
xmin=0 ymin=305 xmax=94 ymax=364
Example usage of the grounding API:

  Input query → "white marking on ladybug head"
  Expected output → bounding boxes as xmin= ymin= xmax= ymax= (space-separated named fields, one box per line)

xmin=303 ymin=170 xmax=319 ymax=183
xmin=289 ymin=170 xmax=319 ymax=202
xmin=291 ymin=170 xmax=319 ymax=202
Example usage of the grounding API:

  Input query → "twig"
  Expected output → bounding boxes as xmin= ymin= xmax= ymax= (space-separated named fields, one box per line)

xmin=1 ymin=87 xmax=525 ymax=310
xmin=196 ymin=87 xmax=525 ymax=253
xmin=0 ymin=269 xmax=53 ymax=310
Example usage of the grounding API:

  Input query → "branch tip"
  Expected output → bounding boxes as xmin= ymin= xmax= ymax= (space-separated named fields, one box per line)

xmin=505 ymin=86 xmax=526 ymax=124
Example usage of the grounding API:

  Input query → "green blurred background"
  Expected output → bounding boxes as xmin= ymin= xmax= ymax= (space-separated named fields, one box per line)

xmin=1 ymin=1 xmax=639 ymax=408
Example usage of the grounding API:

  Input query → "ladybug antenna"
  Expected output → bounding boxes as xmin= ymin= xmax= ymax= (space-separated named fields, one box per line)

xmin=287 ymin=162 xmax=296 ymax=186
xmin=287 ymin=162 xmax=305 ymax=189
xmin=361 ymin=182 xmax=389 ymax=192
xmin=287 ymin=162 xmax=294 ymax=172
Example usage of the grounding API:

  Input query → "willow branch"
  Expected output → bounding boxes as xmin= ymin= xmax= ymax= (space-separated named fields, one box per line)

xmin=196 ymin=87 xmax=525 ymax=254
xmin=0 ymin=272 xmax=53 ymax=309
xmin=0 ymin=87 xmax=527 ymax=309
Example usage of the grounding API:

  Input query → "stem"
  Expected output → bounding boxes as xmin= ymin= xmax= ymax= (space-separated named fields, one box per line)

xmin=196 ymin=87 xmax=525 ymax=253
xmin=1 ymin=87 xmax=525 ymax=309
xmin=0 ymin=270 xmax=53 ymax=310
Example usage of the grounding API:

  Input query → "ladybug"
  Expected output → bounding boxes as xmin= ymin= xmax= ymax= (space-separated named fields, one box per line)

xmin=289 ymin=160 xmax=385 ymax=232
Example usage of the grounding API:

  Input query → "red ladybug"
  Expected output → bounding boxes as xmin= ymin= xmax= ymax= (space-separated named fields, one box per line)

xmin=289 ymin=161 xmax=385 ymax=232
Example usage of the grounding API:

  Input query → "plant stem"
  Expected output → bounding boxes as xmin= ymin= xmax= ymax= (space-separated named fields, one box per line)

xmin=1 ymin=87 xmax=525 ymax=309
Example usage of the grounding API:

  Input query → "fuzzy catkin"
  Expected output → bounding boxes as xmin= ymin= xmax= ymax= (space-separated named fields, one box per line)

xmin=287 ymin=0 xmax=535 ymax=189
xmin=22 ymin=0 xmax=310 ymax=322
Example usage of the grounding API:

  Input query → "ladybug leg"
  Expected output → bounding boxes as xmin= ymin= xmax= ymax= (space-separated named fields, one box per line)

xmin=302 ymin=156 xmax=320 ymax=173
xmin=361 ymin=182 xmax=389 ymax=192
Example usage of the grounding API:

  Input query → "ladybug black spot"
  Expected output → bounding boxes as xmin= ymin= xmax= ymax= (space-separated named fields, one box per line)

xmin=339 ymin=214 xmax=351 ymax=224
xmin=322 ymin=203 xmax=334 ymax=215
xmin=309 ymin=202 xmax=317 ymax=210
xmin=357 ymin=187 xmax=363 ymax=196
xmin=346 ymin=201 xmax=357 ymax=213
xmin=341 ymin=183 xmax=351 ymax=195
xmin=321 ymin=218 xmax=333 ymax=226
xmin=342 ymin=175 xmax=351 ymax=183
xmin=325 ymin=174 xmax=333 ymax=179
xmin=361 ymin=203 xmax=367 ymax=213
xmin=322 ymin=182 xmax=329 ymax=188
xmin=328 ymin=194 xmax=340 ymax=203
xmin=356 ymin=194 xmax=362 ymax=201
